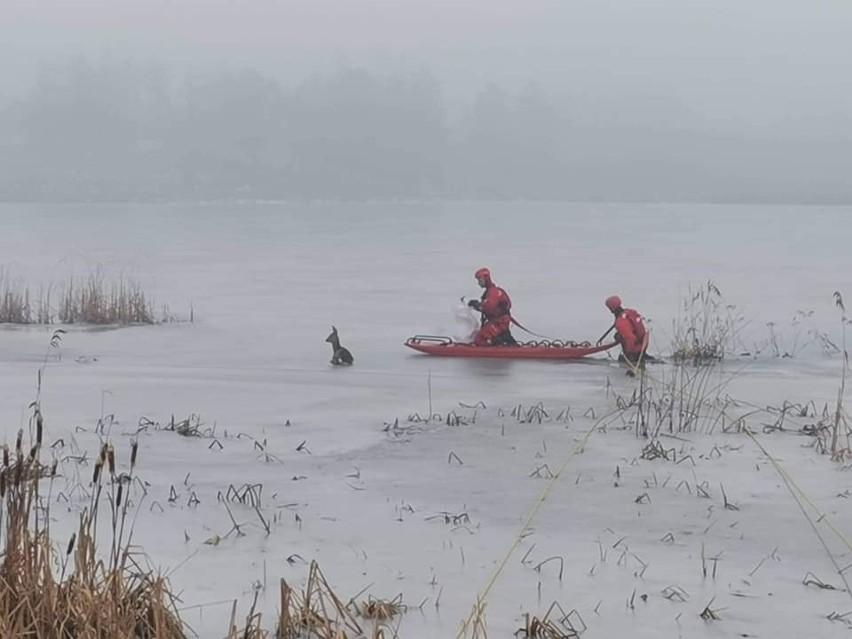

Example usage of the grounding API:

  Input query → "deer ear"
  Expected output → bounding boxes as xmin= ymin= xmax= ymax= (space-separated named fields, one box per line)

xmin=331 ymin=325 xmax=337 ymax=332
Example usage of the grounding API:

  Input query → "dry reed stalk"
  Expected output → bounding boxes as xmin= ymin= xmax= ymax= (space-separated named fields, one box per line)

xmin=276 ymin=561 xmax=362 ymax=639
xmin=514 ymin=602 xmax=585 ymax=639
xmin=0 ymin=416 xmax=186 ymax=638
xmin=671 ymin=281 xmax=743 ymax=363
xmin=469 ymin=597 xmax=489 ymax=639
xmin=0 ymin=264 xmax=172 ymax=325
xmin=831 ymin=292 xmax=849 ymax=459
xmin=0 ymin=267 xmax=54 ymax=324
xmin=355 ymin=594 xmax=406 ymax=621
xmin=227 ymin=590 xmax=269 ymax=639
xmin=59 ymin=268 xmax=155 ymax=325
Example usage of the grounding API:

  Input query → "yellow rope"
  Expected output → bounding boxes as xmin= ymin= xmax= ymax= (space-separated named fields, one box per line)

xmin=642 ymin=359 xmax=852 ymax=554
xmin=743 ymin=425 xmax=852 ymax=554
xmin=455 ymin=407 xmax=618 ymax=639
xmin=457 ymin=338 xmax=852 ymax=635
xmin=641 ymin=361 xmax=852 ymax=577
xmin=456 ymin=332 xmax=650 ymax=636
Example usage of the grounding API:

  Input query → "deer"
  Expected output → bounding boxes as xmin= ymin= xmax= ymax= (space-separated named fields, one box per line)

xmin=325 ymin=326 xmax=354 ymax=366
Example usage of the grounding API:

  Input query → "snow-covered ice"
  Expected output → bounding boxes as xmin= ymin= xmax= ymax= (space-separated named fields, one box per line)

xmin=1 ymin=202 xmax=851 ymax=637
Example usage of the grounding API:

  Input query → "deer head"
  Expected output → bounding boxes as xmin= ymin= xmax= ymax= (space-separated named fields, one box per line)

xmin=325 ymin=326 xmax=338 ymax=343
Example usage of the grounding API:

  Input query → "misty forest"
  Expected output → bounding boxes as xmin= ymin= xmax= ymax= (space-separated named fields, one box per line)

xmin=1 ymin=57 xmax=850 ymax=204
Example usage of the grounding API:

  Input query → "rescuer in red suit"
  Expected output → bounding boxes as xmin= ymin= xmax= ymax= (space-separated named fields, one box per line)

xmin=467 ymin=268 xmax=517 ymax=346
xmin=604 ymin=295 xmax=648 ymax=365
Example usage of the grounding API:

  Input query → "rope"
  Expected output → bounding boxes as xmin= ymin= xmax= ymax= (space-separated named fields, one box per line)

xmin=743 ymin=426 xmax=852 ymax=557
xmin=455 ymin=338 xmax=641 ymax=636
xmin=622 ymin=328 xmax=652 ymax=376
xmin=638 ymin=357 xmax=852 ymax=596
xmin=510 ymin=315 xmax=555 ymax=341
xmin=455 ymin=407 xmax=620 ymax=639
xmin=455 ymin=335 xmax=852 ymax=635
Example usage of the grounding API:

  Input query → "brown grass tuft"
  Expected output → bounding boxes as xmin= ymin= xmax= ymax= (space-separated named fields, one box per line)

xmin=671 ymin=280 xmax=741 ymax=363
xmin=0 ymin=418 xmax=186 ymax=638
xmin=355 ymin=594 xmax=406 ymax=621
xmin=58 ymin=268 xmax=155 ymax=325
xmin=277 ymin=561 xmax=363 ymax=639
xmin=0 ymin=265 xmax=183 ymax=325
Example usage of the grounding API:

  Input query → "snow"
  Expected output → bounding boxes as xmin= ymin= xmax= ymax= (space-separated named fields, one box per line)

xmin=1 ymin=202 xmax=852 ymax=638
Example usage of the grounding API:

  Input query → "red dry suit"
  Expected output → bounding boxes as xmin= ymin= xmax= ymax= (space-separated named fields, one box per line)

xmin=471 ymin=270 xmax=513 ymax=346
xmin=614 ymin=308 xmax=647 ymax=361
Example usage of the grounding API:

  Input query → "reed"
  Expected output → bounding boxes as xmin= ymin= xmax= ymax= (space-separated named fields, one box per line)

xmin=671 ymin=281 xmax=744 ymax=363
xmin=0 ymin=414 xmax=186 ymax=638
xmin=0 ymin=265 xmax=182 ymax=325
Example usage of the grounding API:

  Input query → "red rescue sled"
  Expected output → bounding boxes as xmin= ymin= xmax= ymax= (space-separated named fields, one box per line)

xmin=404 ymin=335 xmax=618 ymax=360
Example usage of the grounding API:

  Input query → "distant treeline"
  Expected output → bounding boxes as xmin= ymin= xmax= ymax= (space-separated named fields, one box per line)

xmin=0 ymin=59 xmax=849 ymax=203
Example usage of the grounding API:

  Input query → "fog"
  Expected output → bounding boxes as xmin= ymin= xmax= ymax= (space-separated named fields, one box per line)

xmin=1 ymin=0 xmax=851 ymax=202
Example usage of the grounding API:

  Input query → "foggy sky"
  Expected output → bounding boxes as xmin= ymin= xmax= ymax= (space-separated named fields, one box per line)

xmin=1 ymin=0 xmax=851 ymax=202
xmin=4 ymin=0 xmax=852 ymax=128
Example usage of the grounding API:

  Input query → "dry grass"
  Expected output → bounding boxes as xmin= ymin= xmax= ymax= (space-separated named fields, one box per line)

xmin=354 ymin=594 xmax=406 ymax=622
xmin=277 ymin=561 xmax=364 ymax=638
xmin=225 ymin=591 xmax=268 ymax=639
xmin=58 ymin=268 xmax=155 ymax=324
xmin=222 ymin=562 xmax=403 ymax=639
xmin=671 ymin=281 xmax=743 ymax=363
xmin=0 ymin=413 xmax=186 ymax=638
xmin=798 ymin=293 xmax=852 ymax=460
xmin=605 ymin=361 xmax=734 ymax=440
xmin=515 ymin=602 xmax=586 ymax=638
xmin=0 ymin=266 xmax=53 ymax=324
xmin=830 ymin=292 xmax=850 ymax=459
xmin=0 ymin=265 xmax=183 ymax=325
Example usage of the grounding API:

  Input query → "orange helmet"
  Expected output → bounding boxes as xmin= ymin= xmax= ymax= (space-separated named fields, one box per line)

xmin=474 ymin=268 xmax=492 ymax=285
xmin=605 ymin=295 xmax=622 ymax=312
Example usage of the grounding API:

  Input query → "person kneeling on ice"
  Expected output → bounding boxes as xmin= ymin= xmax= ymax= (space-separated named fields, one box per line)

xmin=467 ymin=268 xmax=518 ymax=346
xmin=602 ymin=295 xmax=648 ymax=366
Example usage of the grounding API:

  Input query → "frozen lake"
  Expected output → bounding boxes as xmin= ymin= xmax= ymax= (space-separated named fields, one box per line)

xmin=1 ymin=202 xmax=851 ymax=638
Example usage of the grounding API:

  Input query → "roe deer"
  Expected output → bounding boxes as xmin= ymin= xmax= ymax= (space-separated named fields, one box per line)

xmin=325 ymin=326 xmax=354 ymax=366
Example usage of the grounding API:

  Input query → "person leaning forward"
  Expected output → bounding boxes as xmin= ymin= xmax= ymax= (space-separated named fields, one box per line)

xmin=467 ymin=268 xmax=517 ymax=346
xmin=603 ymin=295 xmax=648 ymax=366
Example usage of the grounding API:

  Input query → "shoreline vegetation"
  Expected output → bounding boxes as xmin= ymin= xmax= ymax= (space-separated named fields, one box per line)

xmin=0 ymin=410 xmax=407 ymax=638
xmin=1 ymin=288 xmax=848 ymax=637
xmin=0 ymin=266 xmax=188 ymax=326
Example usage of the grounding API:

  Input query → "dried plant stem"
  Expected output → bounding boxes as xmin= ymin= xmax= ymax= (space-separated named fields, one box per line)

xmin=0 ymin=425 xmax=185 ymax=638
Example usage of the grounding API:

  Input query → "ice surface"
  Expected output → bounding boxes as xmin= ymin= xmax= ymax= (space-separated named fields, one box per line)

xmin=1 ymin=203 xmax=851 ymax=637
